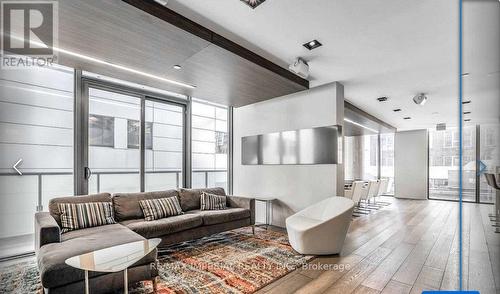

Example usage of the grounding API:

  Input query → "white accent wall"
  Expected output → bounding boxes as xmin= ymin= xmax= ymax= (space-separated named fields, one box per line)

xmin=395 ymin=129 xmax=428 ymax=199
xmin=233 ymin=82 xmax=344 ymax=227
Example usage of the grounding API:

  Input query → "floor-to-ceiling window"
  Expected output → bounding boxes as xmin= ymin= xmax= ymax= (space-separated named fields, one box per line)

xmin=479 ymin=124 xmax=500 ymax=203
xmin=0 ymin=68 xmax=232 ymax=259
xmin=191 ymin=99 xmax=228 ymax=190
xmin=346 ymin=133 xmax=393 ymax=195
xmin=380 ymin=133 xmax=395 ymax=194
xmin=87 ymin=88 xmax=142 ymax=194
xmin=145 ymin=100 xmax=184 ymax=191
xmin=343 ymin=103 xmax=396 ymax=194
xmin=344 ymin=136 xmax=361 ymax=181
xmin=81 ymin=77 xmax=188 ymax=195
xmin=429 ymin=126 xmax=477 ymax=202
xmin=0 ymin=65 xmax=74 ymax=258
xmin=362 ymin=134 xmax=379 ymax=180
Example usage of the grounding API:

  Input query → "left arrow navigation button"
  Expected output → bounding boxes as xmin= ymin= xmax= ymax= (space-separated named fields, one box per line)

xmin=12 ymin=158 xmax=23 ymax=175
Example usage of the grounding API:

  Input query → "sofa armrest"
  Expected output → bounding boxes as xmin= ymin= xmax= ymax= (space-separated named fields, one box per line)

xmin=227 ymin=195 xmax=255 ymax=224
xmin=35 ymin=212 xmax=61 ymax=251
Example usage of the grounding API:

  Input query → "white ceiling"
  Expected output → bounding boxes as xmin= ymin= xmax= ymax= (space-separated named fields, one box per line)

xmin=166 ymin=0 xmax=499 ymax=130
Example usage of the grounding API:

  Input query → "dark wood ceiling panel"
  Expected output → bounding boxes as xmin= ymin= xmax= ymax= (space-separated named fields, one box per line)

xmin=58 ymin=0 xmax=209 ymax=82
xmin=122 ymin=0 xmax=309 ymax=89
xmin=171 ymin=44 xmax=306 ymax=107
xmin=54 ymin=0 xmax=308 ymax=106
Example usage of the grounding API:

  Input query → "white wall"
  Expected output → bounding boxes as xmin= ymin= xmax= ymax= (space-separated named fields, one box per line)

xmin=395 ymin=129 xmax=428 ymax=199
xmin=233 ymin=82 xmax=344 ymax=227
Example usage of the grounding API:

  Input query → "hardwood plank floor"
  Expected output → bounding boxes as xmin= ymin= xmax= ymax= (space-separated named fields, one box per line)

xmin=352 ymin=285 xmax=380 ymax=294
xmin=259 ymin=197 xmax=500 ymax=294
xmin=380 ymin=280 xmax=412 ymax=294
xmin=468 ymin=204 xmax=496 ymax=294
xmin=323 ymin=247 xmax=392 ymax=294
xmin=361 ymin=242 xmax=414 ymax=291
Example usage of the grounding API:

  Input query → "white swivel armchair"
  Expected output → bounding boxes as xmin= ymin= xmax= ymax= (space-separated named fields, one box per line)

xmin=286 ymin=197 xmax=355 ymax=255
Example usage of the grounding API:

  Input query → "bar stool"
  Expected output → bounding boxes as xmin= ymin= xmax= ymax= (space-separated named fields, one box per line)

xmin=352 ymin=181 xmax=370 ymax=215
xmin=365 ymin=180 xmax=380 ymax=207
xmin=484 ymin=173 xmax=500 ymax=232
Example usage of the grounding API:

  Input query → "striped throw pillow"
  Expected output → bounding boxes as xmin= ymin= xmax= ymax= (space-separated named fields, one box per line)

xmin=200 ymin=192 xmax=227 ymax=210
xmin=139 ymin=197 xmax=183 ymax=221
xmin=58 ymin=202 xmax=116 ymax=233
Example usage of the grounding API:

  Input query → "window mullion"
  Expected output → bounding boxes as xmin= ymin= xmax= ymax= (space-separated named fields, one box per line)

xmin=475 ymin=124 xmax=480 ymax=203
xmin=184 ymin=97 xmax=192 ymax=188
xmin=140 ymin=97 xmax=146 ymax=192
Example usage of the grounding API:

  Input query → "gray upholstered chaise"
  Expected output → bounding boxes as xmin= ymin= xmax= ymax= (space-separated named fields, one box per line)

xmin=35 ymin=188 xmax=255 ymax=294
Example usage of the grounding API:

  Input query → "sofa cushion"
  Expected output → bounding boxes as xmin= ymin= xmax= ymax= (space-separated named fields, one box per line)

xmin=200 ymin=192 xmax=227 ymax=210
xmin=178 ymin=187 xmax=226 ymax=211
xmin=49 ymin=193 xmax=112 ymax=227
xmin=187 ymin=208 xmax=250 ymax=225
xmin=112 ymin=190 xmax=179 ymax=222
xmin=38 ymin=224 xmax=155 ymax=289
xmin=139 ymin=197 xmax=183 ymax=221
xmin=59 ymin=202 xmax=116 ymax=233
xmin=121 ymin=214 xmax=203 ymax=238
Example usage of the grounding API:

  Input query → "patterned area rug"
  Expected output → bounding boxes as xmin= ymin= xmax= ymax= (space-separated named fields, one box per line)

xmin=0 ymin=227 xmax=312 ymax=294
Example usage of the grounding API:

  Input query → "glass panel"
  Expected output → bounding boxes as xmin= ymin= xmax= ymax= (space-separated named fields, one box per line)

xmin=88 ymin=88 xmax=141 ymax=194
xmin=462 ymin=127 xmax=476 ymax=202
xmin=0 ymin=65 xmax=74 ymax=258
xmin=127 ymin=120 xmax=152 ymax=149
xmin=345 ymin=135 xmax=377 ymax=181
xmin=480 ymin=124 xmax=500 ymax=203
xmin=362 ymin=135 xmax=379 ymax=180
xmin=89 ymin=114 xmax=114 ymax=147
xmin=145 ymin=100 xmax=183 ymax=191
xmin=344 ymin=136 xmax=360 ymax=181
xmin=380 ymin=133 xmax=395 ymax=194
xmin=191 ymin=100 xmax=228 ymax=190
xmin=429 ymin=126 xmax=476 ymax=201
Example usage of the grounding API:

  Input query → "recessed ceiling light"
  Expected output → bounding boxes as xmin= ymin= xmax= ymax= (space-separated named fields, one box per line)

xmin=403 ymin=117 xmax=411 ymax=120
xmin=463 ymin=111 xmax=471 ymax=114
xmin=464 ymin=119 xmax=471 ymax=122
xmin=462 ymin=72 xmax=470 ymax=77
xmin=173 ymin=65 xmax=182 ymax=70
xmin=377 ymin=97 xmax=388 ymax=102
xmin=393 ymin=109 xmax=402 ymax=112
xmin=303 ymin=39 xmax=322 ymax=50
xmin=462 ymin=100 xmax=471 ymax=104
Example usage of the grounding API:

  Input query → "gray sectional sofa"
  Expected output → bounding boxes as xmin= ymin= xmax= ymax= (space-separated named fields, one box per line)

xmin=35 ymin=187 xmax=255 ymax=294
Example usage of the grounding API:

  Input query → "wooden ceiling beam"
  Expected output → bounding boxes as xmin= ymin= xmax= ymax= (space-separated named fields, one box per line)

xmin=122 ymin=0 xmax=309 ymax=89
